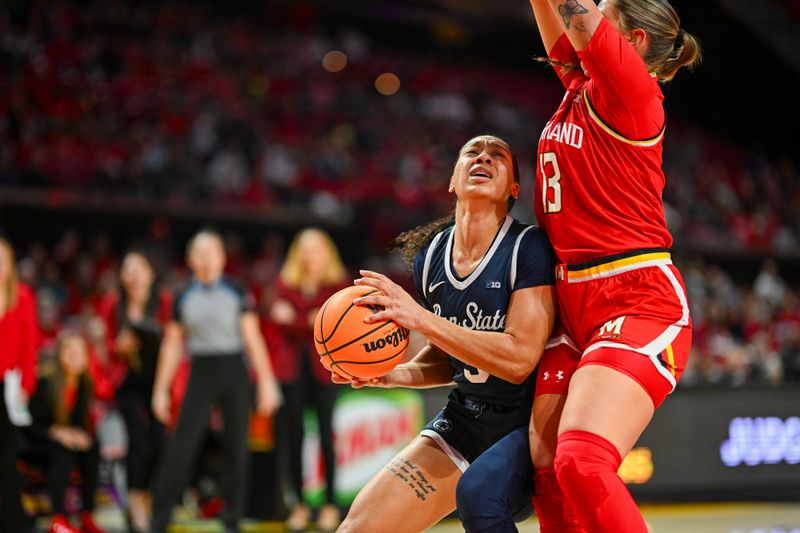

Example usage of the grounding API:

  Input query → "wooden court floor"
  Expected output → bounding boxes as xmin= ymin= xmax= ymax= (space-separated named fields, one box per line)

xmin=431 ymin=503 xmax=800 ymax=533
xmin=42 ymin=502 xmax=800 ymax=532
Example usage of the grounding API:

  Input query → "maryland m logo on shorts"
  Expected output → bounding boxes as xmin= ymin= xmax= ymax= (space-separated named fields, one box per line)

xmin=597 ymin=316 xmax=626 ymax=338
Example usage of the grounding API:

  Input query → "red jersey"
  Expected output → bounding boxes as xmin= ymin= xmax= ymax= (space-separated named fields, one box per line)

xmin=535 ymin=18 xmax=672 ymax=265
xmin=0 ymin=283 xmax=39 ymax=395
xmin=263 ymin=278 xmax=349 ymax=385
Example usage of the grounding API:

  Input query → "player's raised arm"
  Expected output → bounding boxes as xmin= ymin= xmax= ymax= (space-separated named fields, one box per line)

xmin=528 ymin=0 xmax=583 ymax=88
xmin=529 ymin=0 xmax=569 ymax=54
xmin=544 ymin=0 xmax=604 ymax=51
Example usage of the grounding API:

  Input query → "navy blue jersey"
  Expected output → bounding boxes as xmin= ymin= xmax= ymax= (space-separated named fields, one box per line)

xmin=412 ymin=216 xmax=555 ymax=407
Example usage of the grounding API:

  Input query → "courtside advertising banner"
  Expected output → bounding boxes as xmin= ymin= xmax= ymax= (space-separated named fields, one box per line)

xmin=302 ymin=389 xmax=424 ymax=506
xmin=626 ymin=386 xmax=800 ymax=499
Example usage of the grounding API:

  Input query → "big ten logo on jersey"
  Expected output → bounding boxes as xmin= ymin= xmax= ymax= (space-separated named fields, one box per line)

xmin=432 ymin=302 xmax=506 ymax=331
xmin=540 ymin=120 xmax=584 ymax=149
xmin=597 ymin=316 xmax=626 ymax=339
xmin=485 ymin=281 xmax=501 ymax=289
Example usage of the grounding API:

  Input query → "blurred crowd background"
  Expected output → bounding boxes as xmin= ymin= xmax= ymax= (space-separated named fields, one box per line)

xmin=9 ymin=228 xmax=800 ymax=391
xmin=2 ymin=0 xmax=798 ymax=389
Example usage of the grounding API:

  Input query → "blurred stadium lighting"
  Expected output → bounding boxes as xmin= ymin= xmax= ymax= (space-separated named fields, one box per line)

xmin=375 ymin=73 xmax=401 ymax=95
xmin=322 ymin=50 xmax=348 ymax=72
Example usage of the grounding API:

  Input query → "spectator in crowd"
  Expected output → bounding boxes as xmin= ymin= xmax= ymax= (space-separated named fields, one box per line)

xmin=268 ymin=228 xmax=348 ymax=531
xmin=754 ymin=259 xmax=787 ymax=307
xmin=101 ymin=252 xmax=171 ymax=533
xmin=0 ymin=236 xmax=38 ymax=533
xmin=24 ymin=331 xmax=105 ymax=533
xmin=679 ymin=258 xmax=800 ymax=387
xmin=149 ymin=229 xmax=281 ymax=533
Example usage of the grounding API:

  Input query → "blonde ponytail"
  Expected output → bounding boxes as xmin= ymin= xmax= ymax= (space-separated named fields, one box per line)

xmin=615 ymin=0 xmax=703 ymax=83
xmin=655 ymin=29 xmax=702 ymax=81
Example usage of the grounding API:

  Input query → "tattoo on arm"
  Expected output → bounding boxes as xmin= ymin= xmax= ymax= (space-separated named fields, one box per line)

xmin=557 ymin=0 xmax=589 ymax=30
xmin=385 ymin=457 xmax=438 ymax=501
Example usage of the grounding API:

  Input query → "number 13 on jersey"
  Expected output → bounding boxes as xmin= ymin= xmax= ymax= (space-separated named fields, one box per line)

xmin=540 ymin=152 xmax=562 ymax=214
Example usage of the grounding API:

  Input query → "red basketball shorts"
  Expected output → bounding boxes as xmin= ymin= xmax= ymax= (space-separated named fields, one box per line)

xmin=554 ymin=250 xmax=692 ymax=408
xmin=535 ymin=325 xmax=582 ymax=397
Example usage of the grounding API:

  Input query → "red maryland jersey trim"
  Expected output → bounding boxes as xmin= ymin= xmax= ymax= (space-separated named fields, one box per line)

xmin=583 ymin=90 xmax=665 ymax=147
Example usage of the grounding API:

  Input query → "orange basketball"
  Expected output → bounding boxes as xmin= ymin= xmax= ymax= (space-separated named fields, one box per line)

xmin=314 ymin=285 xmax=410 ymax=380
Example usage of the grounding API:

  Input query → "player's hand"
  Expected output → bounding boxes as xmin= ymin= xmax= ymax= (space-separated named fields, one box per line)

xmin=353 ymin=270 xmax=424 ymax=330
xmin=151 ymin=388 xmax=172 ymax=425
xmin=330 ymin=371 xmax=389 ymax=388
xmin=256 ymin=377 xmax=282 ymax=416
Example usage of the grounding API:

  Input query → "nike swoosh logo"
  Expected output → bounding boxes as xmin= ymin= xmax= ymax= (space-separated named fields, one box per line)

xmin=428 ymin=280 xmax=446 ymax=294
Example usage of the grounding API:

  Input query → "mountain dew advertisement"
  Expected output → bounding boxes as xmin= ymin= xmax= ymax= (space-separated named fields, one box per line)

xmin=302 ymin=389 xmax=424 ymax=506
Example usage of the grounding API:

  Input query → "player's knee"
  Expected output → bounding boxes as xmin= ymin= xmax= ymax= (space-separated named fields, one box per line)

xmin=553 ymin=430 xmax=622 ymax=493
xmin=455 ymin=469 xmax=485 ymax=515
xmin=456 ymin=465 xmax=510 ymax=531
xmin=553 ymin=444 xmax=581 ymax=491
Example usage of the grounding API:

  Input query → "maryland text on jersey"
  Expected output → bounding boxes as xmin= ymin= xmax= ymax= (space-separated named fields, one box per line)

xmin=539 ymin=119 xmax=585 ymax=149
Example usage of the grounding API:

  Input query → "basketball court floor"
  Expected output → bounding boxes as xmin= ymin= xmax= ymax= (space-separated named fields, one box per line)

xmin=430 ymin=503 xmax=800 ymax=533
xmin=65 ymin=501 xmax=800 ymax=532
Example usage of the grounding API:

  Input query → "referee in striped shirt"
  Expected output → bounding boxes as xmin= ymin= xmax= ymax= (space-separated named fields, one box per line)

xmin=150 ymin=229 xmax=280 ymax=533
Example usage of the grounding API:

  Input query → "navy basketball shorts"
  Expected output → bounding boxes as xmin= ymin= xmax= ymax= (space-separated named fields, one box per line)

xmin=421 ymin=390 xmax=531 ymax=471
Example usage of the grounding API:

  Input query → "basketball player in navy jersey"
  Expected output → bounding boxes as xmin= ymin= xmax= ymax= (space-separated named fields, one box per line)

xmin=332 ymin=135 xmax=580 ymax=532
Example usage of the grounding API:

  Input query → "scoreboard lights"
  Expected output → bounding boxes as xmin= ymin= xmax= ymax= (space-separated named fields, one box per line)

xmin=720 ymin=416 xmax=800 ymax=467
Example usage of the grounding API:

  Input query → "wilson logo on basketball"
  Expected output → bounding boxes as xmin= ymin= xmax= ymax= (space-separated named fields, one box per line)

xmin=314 ymin=285 xmax=410 ymax=379
xmin=362 ymin=327 xmax=410 ymax=353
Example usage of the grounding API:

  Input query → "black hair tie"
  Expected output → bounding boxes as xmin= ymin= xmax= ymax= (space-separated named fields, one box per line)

xmin=675 ymin=29 xmax=686 ymax=48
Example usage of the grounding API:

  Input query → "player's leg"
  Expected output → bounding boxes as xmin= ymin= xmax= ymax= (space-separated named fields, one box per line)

xmin=455 ymin=426 xmax=533 ymax=533
xmin=529 ymin=393 xmax=582 ymax=533
xmin=553 ymin=298 xmax=692 ymax=533
xmin=553 ymin=262 xmax=693 ymax=532
xmin=529 ymin=336 xmax=582 ymax=532
xmin=554 ymin=359 xmax=654 ymax=533
xmin=338 ymin=436 xmax=461 ymax=533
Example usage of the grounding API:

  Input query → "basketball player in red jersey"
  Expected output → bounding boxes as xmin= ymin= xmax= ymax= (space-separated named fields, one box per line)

xmin=526 ymin=1 xmax=702 ymax=531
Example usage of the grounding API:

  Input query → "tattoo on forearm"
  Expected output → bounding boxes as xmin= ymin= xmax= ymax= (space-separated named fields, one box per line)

xmin=385 ymin=457 xmax=438 ymax=501
xmin=557 ymin=0 xmax=589 ymax=30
